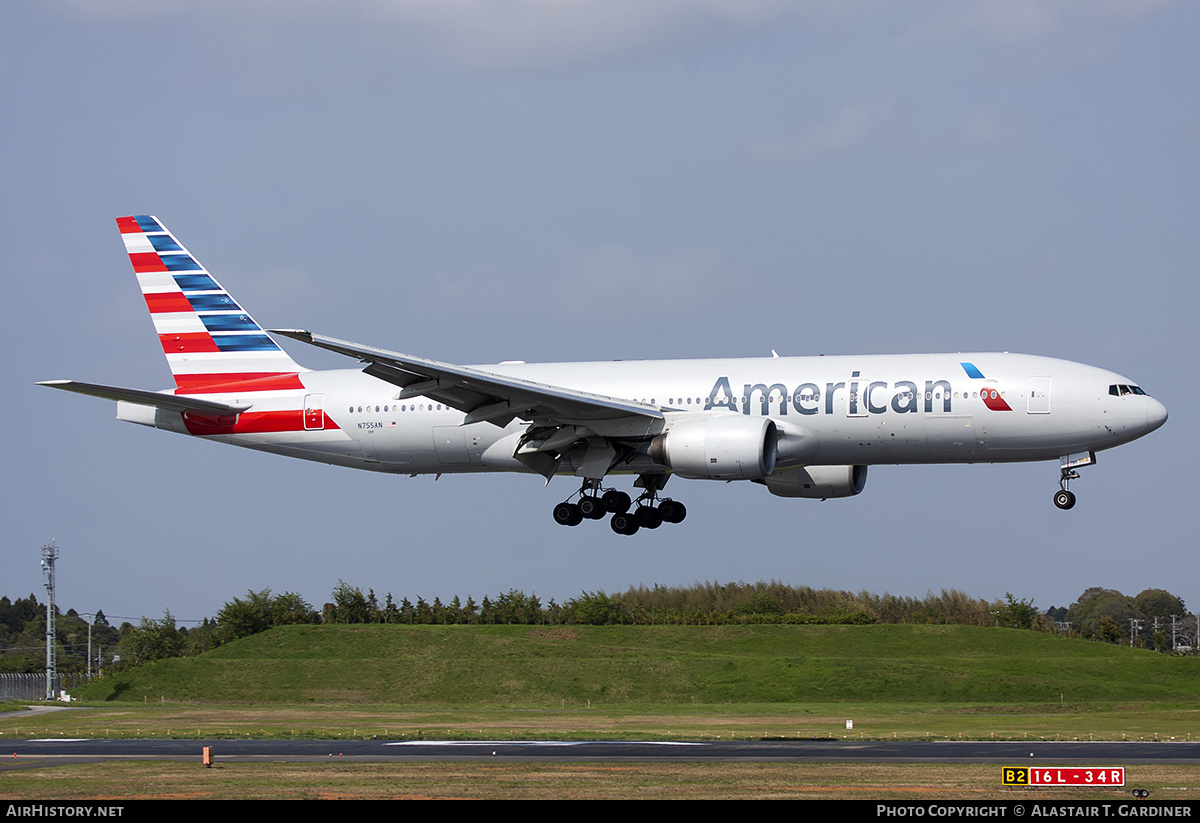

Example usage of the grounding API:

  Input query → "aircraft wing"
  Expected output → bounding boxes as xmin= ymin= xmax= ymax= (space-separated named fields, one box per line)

xmin=270 ymin=330 xmax=664 ymax=433
xmin=37 ymin=380 xmax=251 ymax=416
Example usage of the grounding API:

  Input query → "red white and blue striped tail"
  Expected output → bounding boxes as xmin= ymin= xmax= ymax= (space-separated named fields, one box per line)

xmin=116 ymin=215 xmax=306 ymax=393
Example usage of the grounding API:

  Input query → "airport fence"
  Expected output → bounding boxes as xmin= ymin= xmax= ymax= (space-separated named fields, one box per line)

xmin=0 ymin=672 xmax=90 ymax=702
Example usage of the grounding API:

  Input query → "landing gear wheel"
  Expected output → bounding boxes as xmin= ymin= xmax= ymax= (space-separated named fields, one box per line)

xmin=610 ymin=512 xmax=639 ymax=535
xmin=634 ymin=505 xmax=663 ymax=529
xmin=578 ymin=496 xmax=607 ymax=520
xmin=657 ymin=499 xmax=687 ymax=524
xmin=553 ymin=501 xmax=583 ymax=526
xmin=602 ymin=489 xmax=632 ymax=514
xmin=1053 ymin=490 xmax=1076 ymax=510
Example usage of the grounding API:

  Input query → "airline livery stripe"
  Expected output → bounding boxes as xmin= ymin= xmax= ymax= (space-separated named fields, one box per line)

xmin=150 ymin=314 xmax=206 ymax=335
xmin=212 ymin=334 xmax=280 ymax=352
xmin=144 ymin=292 xmax=194 ymax=313
xmin=960 ymin=362 xmax=985 ymax=379
xmin=145 ymin=294 xmax=249 ymax=315
xmin=172 ymin=274 xmax=219 ymax=291
xmin=147 ymin=234 xmax=184 ymax=253
xmin=133 ymin=215 xmax=164 ymax=233
xmin=129 ymin=252 xmax=168 ymax=273
xmin=201 ymin=315 xmax=261 ymax=332
xmin=186 ymin=293 xmax=241 ymax=311
xmin=160 ymin=332 xmax=220 ymax=354
xmin=182 ymin=409 xmax=341 ymax=436
xmin=127 ymin=252 xmax=205 ymax=275
xmin=980 ymin=390 xmax=1012 ymax=412
xmin=160 ymin=254 xmax=203 ymax=272
xmin=117 ymin=215 xmax=166 ymax=234
xmin=173 ymin=372 xmax=305 ymax=393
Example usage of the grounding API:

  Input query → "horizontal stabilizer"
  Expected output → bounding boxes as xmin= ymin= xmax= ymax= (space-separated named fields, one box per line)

xmin=37 ymin=380 xmax=250 ymax=416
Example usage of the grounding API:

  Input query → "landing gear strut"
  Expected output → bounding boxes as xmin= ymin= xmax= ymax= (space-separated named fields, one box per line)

xmin=1053 ymin=461 xmax=1081 ymax=510
xmin=551 ymin=474 xmax=687 ymax=535
xmin=1052 ymin=452 xmax=1096 ymax=510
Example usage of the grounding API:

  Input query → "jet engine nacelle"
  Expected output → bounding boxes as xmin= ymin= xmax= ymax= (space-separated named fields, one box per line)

xmin=772 ymin=420 xmax=818 ymax=469
xmin=763 ymin=464 xmax=868 ymax=499
xmin=650 ymin=415 xmax=778 ymax=480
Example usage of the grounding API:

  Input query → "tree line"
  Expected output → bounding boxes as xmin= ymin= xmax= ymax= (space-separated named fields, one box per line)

xmin=1 ymin=582 xmax=1192 ymax=675
xmin=0 ymin=594 xmax=120 ymax=675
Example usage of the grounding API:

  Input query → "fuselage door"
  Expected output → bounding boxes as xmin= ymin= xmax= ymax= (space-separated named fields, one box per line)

xmin=846 ymin=374 xmax=874 ymax=417
xmin=1028 ymin=378 xmax=1051 ymax=414
xmin=304 ymin=393 xmax=325 ymax=430
xmin=433 ymin=426 xmax=469 ymax=465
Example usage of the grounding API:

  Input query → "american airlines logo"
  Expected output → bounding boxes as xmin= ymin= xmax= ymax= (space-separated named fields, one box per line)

xmin=703 ymin=368 xmax=1011 ymax=417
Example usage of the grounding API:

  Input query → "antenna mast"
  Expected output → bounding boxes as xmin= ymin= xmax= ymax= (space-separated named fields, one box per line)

xmin=41 ymin=541 xmax=59 ymax=700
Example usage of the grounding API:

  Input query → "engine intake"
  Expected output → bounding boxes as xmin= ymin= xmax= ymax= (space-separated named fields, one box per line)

xmin=650 ymin=415 xmax=778 ymax=480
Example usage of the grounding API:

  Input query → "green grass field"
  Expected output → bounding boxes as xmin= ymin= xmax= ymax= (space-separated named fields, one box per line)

xmin=71 ymin=623 xmax=1200 ymax=708
xmin=0 ymin=624 xmax=1180 ymax=743
xmin=4 ymin=624 xmax=1199 ymax=799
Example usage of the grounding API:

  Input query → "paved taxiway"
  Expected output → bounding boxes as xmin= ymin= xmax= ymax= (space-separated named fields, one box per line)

xmin=3 ymin=739 xmax=1199 ymax=769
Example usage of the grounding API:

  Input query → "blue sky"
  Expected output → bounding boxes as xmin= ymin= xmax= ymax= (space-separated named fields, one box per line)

xmin=3 ymin=1 xmax=1195 ymax=625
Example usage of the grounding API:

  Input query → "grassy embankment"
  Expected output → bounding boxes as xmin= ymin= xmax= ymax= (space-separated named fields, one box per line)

xmin=6 ymin=624 xmax=1197 ymax=741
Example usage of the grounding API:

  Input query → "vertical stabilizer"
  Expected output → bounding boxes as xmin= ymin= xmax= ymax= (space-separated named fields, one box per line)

xmin=116 ymin=215 xmax=305 ymax=392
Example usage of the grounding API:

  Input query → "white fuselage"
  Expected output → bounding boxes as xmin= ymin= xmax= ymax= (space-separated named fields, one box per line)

xmin=121 ymin=351 xmax=1167 ymax=477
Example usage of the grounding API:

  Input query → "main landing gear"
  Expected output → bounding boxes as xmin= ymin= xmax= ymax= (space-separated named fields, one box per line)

xmin=553 ymin=475 xmax=687 ymax=536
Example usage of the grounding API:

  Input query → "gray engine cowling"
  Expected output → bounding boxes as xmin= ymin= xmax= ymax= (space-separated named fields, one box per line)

xmin=650 ymin=415 xmax=778 ymax=480
xmin=763 ymin=465 xmax=868 ymax=499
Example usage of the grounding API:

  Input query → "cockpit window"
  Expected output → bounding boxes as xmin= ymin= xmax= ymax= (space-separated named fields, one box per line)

xmin=1109 ymin=384 xmax=1148 ymax=397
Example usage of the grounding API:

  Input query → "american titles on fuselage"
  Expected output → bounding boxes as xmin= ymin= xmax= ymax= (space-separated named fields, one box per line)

xmin=703 ymin=368 xmax=1010 ymax=417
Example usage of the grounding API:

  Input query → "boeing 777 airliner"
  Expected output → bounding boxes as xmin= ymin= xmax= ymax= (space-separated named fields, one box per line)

xmin=40 ymin=216 xmax=1168 ymax=534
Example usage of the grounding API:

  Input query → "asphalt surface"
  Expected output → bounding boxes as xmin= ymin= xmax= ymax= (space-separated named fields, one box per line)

xmin=3 ymin=738 xmax=1199 ymax=768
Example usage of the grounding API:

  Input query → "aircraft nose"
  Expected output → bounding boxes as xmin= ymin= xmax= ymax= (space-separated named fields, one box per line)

xmin=1146 ymin=398 xmax=1168 ymax=432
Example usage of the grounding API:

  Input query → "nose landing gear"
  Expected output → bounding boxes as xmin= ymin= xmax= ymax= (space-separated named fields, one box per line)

xmin=1054 ymin=465 xmax=1079 ymax=509
xmin=1053 ymin=452 xmax=1095 ymax=510
xmin=1053 ymin=486 xmax=1076 ymax=510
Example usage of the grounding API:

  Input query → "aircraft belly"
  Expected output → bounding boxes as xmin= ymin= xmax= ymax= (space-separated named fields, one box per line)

xmin=791 ymin=414 xmax=930 ymax=464
xmin=925 ymin=415 xmax=979 ymax=457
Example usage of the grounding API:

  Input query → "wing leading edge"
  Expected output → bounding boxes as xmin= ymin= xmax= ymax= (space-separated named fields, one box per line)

xmin=270 ymin=329 xmax=666 ymax=479
xmin=270 ymin=329 xmax=663 ymax=432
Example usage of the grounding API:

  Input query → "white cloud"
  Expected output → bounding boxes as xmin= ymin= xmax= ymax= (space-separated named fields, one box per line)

xmin=745 ymin=98 xmax=904 ymax=164
xmin=904 ymin=0 xmax=1179 ymax=44
xmin=46 ymin=0 xmax=809 ymax=69
xmin=45 ymin=0 xmax=1181 ymax=69
xmin=371 ymin=0 xmax=796 ymax=68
